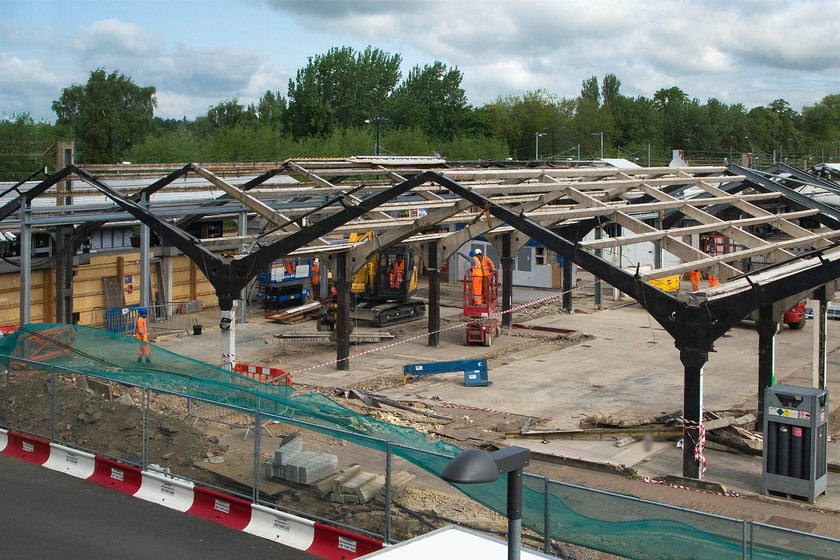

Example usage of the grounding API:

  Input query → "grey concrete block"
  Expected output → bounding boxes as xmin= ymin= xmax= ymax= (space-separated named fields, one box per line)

xmin=299 ymin=453 xmax=338 ymax=484
xmin=332 ymin=464 xmax=362 ymax=493
xmin=375 ymin=471 xmax=416 ymax=503
xmin=357 ymin=474 xmax=385 ymax=503
xmin=341 ymin=472 xmax=376 ymax=495
xmin=274 ymin=434 xmax=303 ymax=465
xmin=283 ymin=450 xmax=318 ymax=483
xmin=315 ymin=473 xmax=342 ymax=497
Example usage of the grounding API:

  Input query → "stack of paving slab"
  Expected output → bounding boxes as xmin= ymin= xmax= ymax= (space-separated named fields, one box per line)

xmin=313 ymin=464 xmax=416 ymax=505
xmin=264 ymin=433 xmax=417 ymax=504
xmin=264 ymin=433 xmax=339 ymax=485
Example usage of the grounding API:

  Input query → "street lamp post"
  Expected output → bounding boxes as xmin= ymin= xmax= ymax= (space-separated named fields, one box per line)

xmin=542 ymin=126 xmax=565 ymax=160
xmin=364 ymin=117 xmax=390 ymax=156
xmin=442 ymin=446 xmax=530 ymax=560
xmin=535 ymin=132 xmax=547 ymax=160
xmin=591 ymin=132 xmax=603 ymax=160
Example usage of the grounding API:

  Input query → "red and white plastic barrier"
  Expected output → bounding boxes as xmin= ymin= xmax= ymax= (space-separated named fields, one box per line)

xmin=246 ymin=503 xmax=316 ymax=550
xmin=135 ymin=469 xmax=196 ymax=512
xmin=0 ymin=428 xmax=382 ymax=559
xmin=44 ymin=444 xmax=97 ymax=479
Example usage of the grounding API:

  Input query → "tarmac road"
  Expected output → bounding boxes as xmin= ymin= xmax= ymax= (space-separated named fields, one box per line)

xmin=0 ymin=454 xmax=318 ymax=560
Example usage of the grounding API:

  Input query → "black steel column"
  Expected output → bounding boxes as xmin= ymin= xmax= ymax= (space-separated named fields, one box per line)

xmin=335 ymin=254 xmax=351 ymax=370
xmin=593 ymin=227 xmax=602 ymax=308
xmin=562 ymin=261 xmax=573 ymax=312
xmin=814 ymin=286 xmax=828 ymax=390
xmin=756 ymin=304 xmax=779 ymax=430
xmin=54 ymin=225 xmax=74 ymax=324
xmin=680 ymin=348 xmax=708 ymax=479
xmin=428 ymin=242 xmax=440 ymax=347
xmin=501 ymin=234 xmax=514 ymax=329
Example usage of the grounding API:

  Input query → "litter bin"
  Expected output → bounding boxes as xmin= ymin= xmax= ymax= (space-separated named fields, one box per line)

xmin=193 ymin=324 xmax=203 ymax=335
xmin=761 ymin=384 xmax=828 ymax=503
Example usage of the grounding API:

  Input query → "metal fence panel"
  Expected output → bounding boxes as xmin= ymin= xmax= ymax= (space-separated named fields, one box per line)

xmin=92 ymin=302 xmax=193 ymax=338
xmin=751 ymin=522 xmax=840 ymax=560
xmin=1 ymin=354 xmax=839 ymax=560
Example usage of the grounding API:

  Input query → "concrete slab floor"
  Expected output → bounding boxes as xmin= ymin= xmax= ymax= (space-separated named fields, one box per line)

xmin=155 ymin=283 xmax=840 ymax=539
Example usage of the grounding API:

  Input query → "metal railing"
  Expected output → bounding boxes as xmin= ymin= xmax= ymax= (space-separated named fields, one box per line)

xmin=1 ymin=358 xmax=838 ymax=559
xmin=91 ymin=302 xmax=195 ymax=338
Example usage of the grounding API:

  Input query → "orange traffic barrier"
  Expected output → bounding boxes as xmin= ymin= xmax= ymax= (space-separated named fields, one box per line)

xmin=11 ymin=325 xmax=75 ymax=368
xmin=232 ymin=362 xmax=292 ymax=387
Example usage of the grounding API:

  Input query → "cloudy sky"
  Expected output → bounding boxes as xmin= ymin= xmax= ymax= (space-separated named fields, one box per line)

xmin=2 ymin=0 xmax=838 ymax=123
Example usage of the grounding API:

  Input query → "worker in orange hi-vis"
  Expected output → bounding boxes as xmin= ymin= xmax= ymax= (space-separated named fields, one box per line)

xmin=389 ymin=253 xmax=405 ymax=289
xmin=469 ymin=250 xmax=484 ymax=304
xmin=707 ymin=252 xmax=719 ymax=287
xmin=469 ymin=248 xmax=496 ymax=304
xmin=310 ymin=259 xmax=320 ymax=294
xmin=689 ymin=270 xmax=701 ymax=291
xmin=135 ymin=308 xmax=151 ymax=364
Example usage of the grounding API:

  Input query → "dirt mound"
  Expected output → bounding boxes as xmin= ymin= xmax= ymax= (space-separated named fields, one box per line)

xmin=4 ymin=369 xmax=226 ymax=481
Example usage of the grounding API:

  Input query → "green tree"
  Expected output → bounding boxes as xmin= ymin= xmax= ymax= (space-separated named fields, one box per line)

xmin=703 ymin=98 xmax=748 ymax=157
xmin=609 ymin=95 xmax=662 ymax=160
xmin=436 ymin=134 xmax=509 ymax=160
xmin=653 ymin=86 xmax=691 ymax=150
xmin=0 ymin=112 xmax=62 ymax=179
xmin=52 ymin=68 xmax=157 ymax=163
xmin=601 ymin=74 xmax=621 ymax=106
xmin=289 ymin=127 xmax=375 ymax=158
xmin=802 ymin=94 xmax=840 ymax=141
xmin=286 ymin=46 xmax=402 ymax=138
xmin=581 ymin=76 xmax=600 ymax=105
xmin=388 ymin=61 xmax=472 ymax=141
xmin=254 ymin=90 xmax=287 ymax=130
xmin=126 ymin=129 xmax=203 ymax=163
xmin=204 ymin=125 xmax=287 ymax=162
xmin=570 ymin=97 xmax=617 ymax=158
xmin=481 ymin=90 xmax=572 ymax=159
xmin=206 ymin=98 xmax=258 ymax=130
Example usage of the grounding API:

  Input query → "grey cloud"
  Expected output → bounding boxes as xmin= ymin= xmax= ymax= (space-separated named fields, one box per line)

xmin=263 ymin=0 xmax=433 ymax=19
xmin=151 ymin=44 xmax=266 ymax=98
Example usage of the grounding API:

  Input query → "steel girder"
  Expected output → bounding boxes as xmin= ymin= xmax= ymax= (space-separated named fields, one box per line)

xmin=7 ymin=164 xmax=840 ymax=354
xmin=730 ymin=164 xmax=840 ymax=227
xmin=59 ymin=167 xmax=438 ymax=309
xmin=0 ymin=167 xmax=75 ymax=222
xmin=427 ymin=173 xmax=840 ymax=355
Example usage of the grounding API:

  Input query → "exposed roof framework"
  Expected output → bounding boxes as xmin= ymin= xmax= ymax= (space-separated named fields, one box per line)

xmin=2 ymin=158 xmax=839 ymax=478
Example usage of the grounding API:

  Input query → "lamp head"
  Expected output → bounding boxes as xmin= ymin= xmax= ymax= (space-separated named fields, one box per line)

xmin=440 ymin=449 xmax=501 ymax=484
xmin=441 ymin=448 xmax=501 ymax=484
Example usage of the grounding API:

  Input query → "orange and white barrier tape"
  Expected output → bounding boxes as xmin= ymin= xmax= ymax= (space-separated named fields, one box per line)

xmin=287 ymin=281 xmax=599 ymax=376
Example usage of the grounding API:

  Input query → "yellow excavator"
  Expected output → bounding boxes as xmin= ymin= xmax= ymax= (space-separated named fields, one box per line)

xmin=318 ymin=232 xmax=426 ymax=329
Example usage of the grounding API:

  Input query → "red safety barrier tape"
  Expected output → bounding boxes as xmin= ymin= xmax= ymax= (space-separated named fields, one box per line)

xmin=643 ymin=477 xmax=741 ymax=498
xmin=437 ymin=402 xmax=519 ymax=416
xmin=680 ymin=417 xmax=707 ymax=478
xmin=287 ymin=281 xmax=600 ymax=376
xmin=187 ymin=486 xmax=254 ymax=531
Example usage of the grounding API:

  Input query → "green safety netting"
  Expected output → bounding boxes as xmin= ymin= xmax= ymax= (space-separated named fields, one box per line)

xmin=0 ymin=324 xmax=832 ymax=560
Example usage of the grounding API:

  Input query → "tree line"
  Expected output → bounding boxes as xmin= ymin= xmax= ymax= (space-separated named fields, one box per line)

xmin=1 ymin=45 xmax=838 ymax=179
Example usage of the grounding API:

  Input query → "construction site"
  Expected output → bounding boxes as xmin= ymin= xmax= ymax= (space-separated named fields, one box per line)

xmin=2 ymin=155 xmax=840 ymax=559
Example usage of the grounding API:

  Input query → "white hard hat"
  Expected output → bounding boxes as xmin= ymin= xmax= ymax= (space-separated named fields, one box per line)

xmin=474 ymin=248 xmax=482 ymax=255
